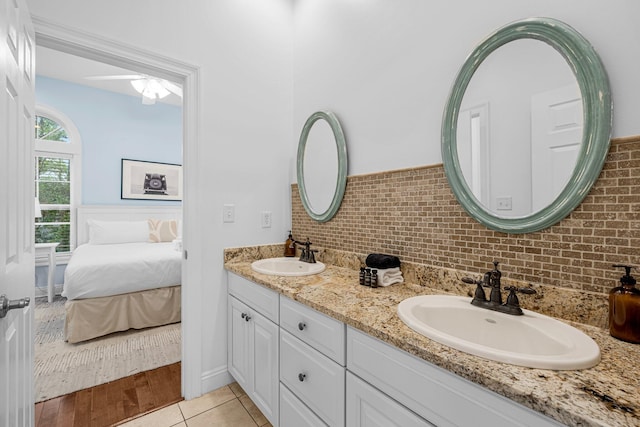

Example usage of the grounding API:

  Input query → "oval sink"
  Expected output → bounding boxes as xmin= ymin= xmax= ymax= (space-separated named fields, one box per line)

xmin=397 ymin=295 xmax=600 ymax=370
xmin=251 ymin=257 xmax=326 ymax=276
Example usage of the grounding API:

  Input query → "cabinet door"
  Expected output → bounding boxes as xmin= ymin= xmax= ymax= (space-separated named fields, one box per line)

xmin=251 ymin=313 xmax=279 ymax=425
xmin=228 ymin=296 xmax=252 ymax=390
xmin=346 ymin=372 xmax=434 ymax=427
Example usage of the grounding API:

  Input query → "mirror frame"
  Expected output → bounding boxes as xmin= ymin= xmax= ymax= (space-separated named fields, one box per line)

xmin=297 ymin=110 xmax=348 ymax=222
xmin=442 ymin=17 xmax=612 ymax=233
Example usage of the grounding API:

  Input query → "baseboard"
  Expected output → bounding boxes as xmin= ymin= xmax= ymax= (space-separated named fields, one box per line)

xmin=201 ymin=365 xmax=234 ymax=394
xmin=35 ymin=284 xmax=64 ymax=299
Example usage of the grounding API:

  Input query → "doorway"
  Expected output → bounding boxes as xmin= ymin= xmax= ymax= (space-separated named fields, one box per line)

xmin=32 ymin=16 xmax=202 ymax=401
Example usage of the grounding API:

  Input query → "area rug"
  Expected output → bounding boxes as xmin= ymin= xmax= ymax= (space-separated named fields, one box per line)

xmin=34 ymin=297 xmax=181 ymax=402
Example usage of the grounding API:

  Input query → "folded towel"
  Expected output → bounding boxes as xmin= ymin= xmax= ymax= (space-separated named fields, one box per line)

xmin=373 ymin=267 xmax=404 ymax=287
xmin=366 ymin=253 xmax=401 ymax=269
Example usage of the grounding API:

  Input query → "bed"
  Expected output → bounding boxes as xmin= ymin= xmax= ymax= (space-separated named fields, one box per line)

xmin=63 ymin=205 xmax=182 ymax=343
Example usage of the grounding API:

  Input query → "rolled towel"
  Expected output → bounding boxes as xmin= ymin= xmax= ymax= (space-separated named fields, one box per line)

xmin=373 ymin=267 xmax=404 ymax=287
xmin=366 ymin=253 xmax=401 ymax=269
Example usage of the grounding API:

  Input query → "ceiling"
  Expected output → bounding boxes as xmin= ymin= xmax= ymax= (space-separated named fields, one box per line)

xmin=36 ymin=46 xmax=183 ymax=107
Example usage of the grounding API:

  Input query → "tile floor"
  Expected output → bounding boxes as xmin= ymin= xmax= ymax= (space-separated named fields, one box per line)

xmin=118 ymin=382 xmax=271 ymax=427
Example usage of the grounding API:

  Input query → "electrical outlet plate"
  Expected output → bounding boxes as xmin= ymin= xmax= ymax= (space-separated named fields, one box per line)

xmin=261 ymin=211 xmax=272 ymax=228
xmin=496 ymin=197 xmax=512 ymax=211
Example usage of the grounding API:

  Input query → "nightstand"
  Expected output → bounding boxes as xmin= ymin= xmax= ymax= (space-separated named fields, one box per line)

xmin=35 ymin=242 xmax=60 ymax=303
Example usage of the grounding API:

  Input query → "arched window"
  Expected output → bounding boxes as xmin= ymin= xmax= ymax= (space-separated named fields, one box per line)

xmin=34 ymin=105 xmax=81 ymax=257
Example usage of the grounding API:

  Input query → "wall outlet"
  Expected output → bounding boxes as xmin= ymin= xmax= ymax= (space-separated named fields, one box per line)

xmin=223 ymin=204 xmax=235 ymax=223
xmin=496 ymin=197 xmax=512 ymax=211
xmin=261 ymin=211 xmax=272 ymax=228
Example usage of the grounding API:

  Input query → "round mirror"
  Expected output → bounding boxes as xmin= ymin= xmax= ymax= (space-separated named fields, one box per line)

xmin=297 ymin=111 xmax=348 ymax=222
xmin=442 ymin=18 xmax=612 ymax=233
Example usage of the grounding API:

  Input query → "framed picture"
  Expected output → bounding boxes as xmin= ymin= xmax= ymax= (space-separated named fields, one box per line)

xmin=121 ymin=158 xmax=183 ymax=201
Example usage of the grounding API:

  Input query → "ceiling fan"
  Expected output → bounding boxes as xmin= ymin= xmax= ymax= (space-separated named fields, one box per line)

xmin=84 ymin=74 xmax=183 ymax=105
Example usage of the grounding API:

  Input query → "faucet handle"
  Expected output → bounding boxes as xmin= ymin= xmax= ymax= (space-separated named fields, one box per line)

xmin=462 ymin=277 xmax=483 ymax=286
xmin=462 ymin=277 xmax=488 ymax=303
xmin=504 ymin=286 xmax=536 ymax=315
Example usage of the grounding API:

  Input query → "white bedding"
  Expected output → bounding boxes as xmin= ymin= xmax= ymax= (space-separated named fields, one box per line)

xmin=63 ymin=242 xmax=182 ymax=300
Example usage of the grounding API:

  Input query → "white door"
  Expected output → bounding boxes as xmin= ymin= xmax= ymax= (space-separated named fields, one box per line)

xmin=1 ymin=0 xmax=36 ymax=425
xmin=531 ymin=84 xmax=583 ymax=212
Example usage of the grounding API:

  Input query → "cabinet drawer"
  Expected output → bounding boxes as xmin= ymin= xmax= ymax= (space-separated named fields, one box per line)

xmin=346 ymin=327 xmax=562 ymax=427
xmin=280 ymin=383 xmax=328 ymax=427
xmin=346 ymin=372 xmax=434 ymax=427
xmin=228 ymin=272 xmax=279 ymax=323
xmin=280 ymin=330 xmax=345 ymax=427
xmin=280 ymin=296 xmax=345 ymax=365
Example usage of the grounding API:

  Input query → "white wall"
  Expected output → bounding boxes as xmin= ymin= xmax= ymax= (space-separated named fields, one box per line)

xmin=294 ymin=0 xmax=640 ymax=177
xmin=26 ymin=0 xmax=293 ymax=396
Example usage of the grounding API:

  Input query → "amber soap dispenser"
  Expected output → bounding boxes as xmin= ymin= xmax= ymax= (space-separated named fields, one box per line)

xmin=284 ymin=231 xmax=296 ymax=257
xmin=609 ymin=265 xmax=640 ymax=344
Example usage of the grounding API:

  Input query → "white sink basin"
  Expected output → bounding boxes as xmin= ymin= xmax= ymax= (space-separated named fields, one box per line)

xmin=397 ymin=295 xmax=600 ymax=370
xmin=251 ymin=257 xmax=326 ymax=276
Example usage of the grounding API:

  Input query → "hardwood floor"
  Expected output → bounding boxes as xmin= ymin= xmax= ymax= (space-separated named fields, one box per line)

xmin=35 ymin=362 xmax=182 ymax=427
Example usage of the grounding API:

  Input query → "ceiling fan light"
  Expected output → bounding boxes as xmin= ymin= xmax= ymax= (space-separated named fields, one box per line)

xmin=149 ymin=79 xmax=171 ymax=99
xmin=142 ymin=86 xmax=157 ymax=100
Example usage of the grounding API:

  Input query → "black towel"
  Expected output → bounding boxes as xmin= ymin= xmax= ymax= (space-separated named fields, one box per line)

xmin=366 ymin=253 xmax=401 ymax=269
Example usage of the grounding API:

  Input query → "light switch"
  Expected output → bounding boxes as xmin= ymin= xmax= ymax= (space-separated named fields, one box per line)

xmin=223 ymin=204 xmax=235 ymax=223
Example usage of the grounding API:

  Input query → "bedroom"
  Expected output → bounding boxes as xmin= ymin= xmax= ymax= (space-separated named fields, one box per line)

xmin=33 ymin=46 xmax=184 ymax=401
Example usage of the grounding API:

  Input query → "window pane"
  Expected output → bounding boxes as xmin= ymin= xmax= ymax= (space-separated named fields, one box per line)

xmin=37 ymin=157 xmax=70 ymax=182
xmin=38 ymin=182 xmax=70 ymax=204
xmin=35 ymin=224 xmax=70 ymax=252
xmin=36 ymin=209 xmax=70 ymax=223
xmin=35 ymin=115 xmax=69 ymax=142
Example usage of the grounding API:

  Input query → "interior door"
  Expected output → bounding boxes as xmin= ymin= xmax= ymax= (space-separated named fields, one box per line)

xmin=531 ymin=84 xmax=583 ymax=212
xmin=1 ymin=0 xmax=36 ymax=425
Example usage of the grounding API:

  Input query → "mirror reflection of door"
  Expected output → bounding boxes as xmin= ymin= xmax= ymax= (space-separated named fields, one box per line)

xmin=531 ymin=84 xmax=583 ymax=212
xmin=457 ymin=39 xmax=582 ymax=218
xmin=457 ymin=103 xmax=490 ymax=207
xmin=303 ymin=118 xmax=339 ymax=213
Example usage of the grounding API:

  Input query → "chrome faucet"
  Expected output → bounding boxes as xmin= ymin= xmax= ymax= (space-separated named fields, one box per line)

xmin=294 ymin=238 xmax=317 ymax=263
xmin=462 ymin=261 xmax=536 ymax=316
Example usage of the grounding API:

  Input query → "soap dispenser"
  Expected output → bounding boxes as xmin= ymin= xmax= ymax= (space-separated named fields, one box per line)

xmin=284 ymin=231 xmax=296 ymax=257
xmin=609 ymin=264 xmax=640 ymax=343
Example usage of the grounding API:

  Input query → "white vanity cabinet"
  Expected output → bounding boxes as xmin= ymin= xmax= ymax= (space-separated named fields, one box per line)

xmin=279 ymin=296 xmax=346 ymax=427
xmin=347 ymin=327 xmax=564 ymax=427
xmin=227 ymin=273 xmax=280 ymax=426
xmin=227 ymin=272 xmax=564 ymax=427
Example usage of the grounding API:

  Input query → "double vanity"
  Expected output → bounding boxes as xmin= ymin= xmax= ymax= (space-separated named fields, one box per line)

xmin=223 ymin=15 xmax=636 ymax=427
xmin=225 ymin=246 xmax=640 ymax=427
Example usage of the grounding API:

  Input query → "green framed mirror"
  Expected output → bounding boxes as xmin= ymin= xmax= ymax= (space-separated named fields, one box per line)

xmin=442 ymin=17 xmax=612 ymax=233
xmin=297 ymin=111 xmax=348 ymax=222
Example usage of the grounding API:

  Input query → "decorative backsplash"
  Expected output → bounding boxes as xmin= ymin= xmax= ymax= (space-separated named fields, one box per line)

xmin=291 ymin=136 xmax=639 ymax=296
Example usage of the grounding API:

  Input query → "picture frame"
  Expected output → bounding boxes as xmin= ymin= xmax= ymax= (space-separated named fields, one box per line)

xmin=121 ymin=158 xmax=183 ymax=201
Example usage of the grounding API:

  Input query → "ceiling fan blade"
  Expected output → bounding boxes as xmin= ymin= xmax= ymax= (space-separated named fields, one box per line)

xmin=160 ymin=80 xmax=183 ymax=98
xmin=85 ymin=74 xmax=146 ymax=81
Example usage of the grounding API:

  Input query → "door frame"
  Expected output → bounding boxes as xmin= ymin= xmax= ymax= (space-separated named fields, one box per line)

xmin=31 ymin=16 xmax=204 ymax=399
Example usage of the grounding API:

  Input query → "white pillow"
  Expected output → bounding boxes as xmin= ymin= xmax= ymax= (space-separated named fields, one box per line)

xmin=88 ymin=220 xmax=149 ymax=245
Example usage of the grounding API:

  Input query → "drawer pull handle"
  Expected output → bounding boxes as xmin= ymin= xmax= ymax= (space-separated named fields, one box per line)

xmin=298 ymin=322 xmax=306 ymax=331
xmin=298 ymin=373 xmax=306 ymax=382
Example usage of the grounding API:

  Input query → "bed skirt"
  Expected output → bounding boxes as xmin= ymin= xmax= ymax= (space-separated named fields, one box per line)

xmin=64 ymin=285 xmax=181 ymax=344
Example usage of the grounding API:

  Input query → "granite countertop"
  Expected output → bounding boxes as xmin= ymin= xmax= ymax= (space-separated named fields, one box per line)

xmin=224 ymin=248 xmax=640 ymax=427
